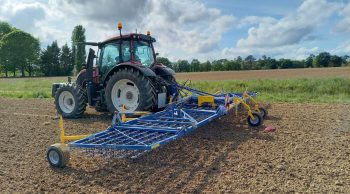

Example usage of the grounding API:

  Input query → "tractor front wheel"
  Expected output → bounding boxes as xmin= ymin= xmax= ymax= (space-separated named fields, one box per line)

xmin=105 ymin=68 xmax=156 ymax=113
xmin=54 ymin=84 xmax=87 ymax=118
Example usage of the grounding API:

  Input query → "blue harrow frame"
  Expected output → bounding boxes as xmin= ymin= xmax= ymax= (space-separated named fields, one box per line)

xmin=47 ymin=84 xmax=264 ymax=168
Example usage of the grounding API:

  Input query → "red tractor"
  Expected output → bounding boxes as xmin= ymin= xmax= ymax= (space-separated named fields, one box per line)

xmin=52 ymin=23 xmax=176 ymax=118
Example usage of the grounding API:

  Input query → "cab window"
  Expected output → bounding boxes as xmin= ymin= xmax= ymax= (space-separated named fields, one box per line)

xmin=134 ymin=41 xmax=154 ymax=67
xmin=101 ymin=43 xmax=119 ymax=68
xmin=100 ymin=41 xmax=131 ymax=73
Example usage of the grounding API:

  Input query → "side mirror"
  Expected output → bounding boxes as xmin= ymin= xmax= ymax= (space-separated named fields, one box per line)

xmin=155 ymin=53 xmax=159 ymax=56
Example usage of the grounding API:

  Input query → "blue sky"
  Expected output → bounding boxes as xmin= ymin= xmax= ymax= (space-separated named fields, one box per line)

xmin=0 ymin=0 xmax=349 ymax=61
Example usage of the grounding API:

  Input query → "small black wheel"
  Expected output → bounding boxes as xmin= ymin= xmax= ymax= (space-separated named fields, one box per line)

xmin=47 ymin=143 xmax=70 ymax=168
xmin=258 ymin=107 xmax=268 ymax=119
xmin=247 ymin=112 xmax=263 ymax=127
xmin=54 ymin=84 xmax=87 ymax=118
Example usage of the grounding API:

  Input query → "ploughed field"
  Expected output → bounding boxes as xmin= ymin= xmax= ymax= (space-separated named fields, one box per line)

xmin=0 ymin=97 xmax=349 ymax=193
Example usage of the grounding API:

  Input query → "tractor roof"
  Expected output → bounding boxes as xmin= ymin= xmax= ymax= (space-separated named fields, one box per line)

xmin=100 ymin=33 xmax=156 ymax=45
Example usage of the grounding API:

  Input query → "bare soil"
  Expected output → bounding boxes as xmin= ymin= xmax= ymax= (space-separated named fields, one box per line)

xmin=0 ymin=97 xmax=349 ymax=193
xmin=175 ymin=67 xmax=350 ymax=81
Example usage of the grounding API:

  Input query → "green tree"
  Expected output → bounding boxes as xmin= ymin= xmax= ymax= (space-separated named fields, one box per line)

xmin=60 ymin=43 xmax=74 ymax=75
xmin=177 ymin=60 xmax=190 ymax=72
xmin=40 ymin=41 xmax=61 ymax=76
xmin=0 ymin=21 xmax=14 ymax=77
xmin=156 ymin=57 xmax=172 ymax=69
xmin=0 ymin=21 xmax=13 ymax=40
xmin=243 ymin=55 xmax=255 ymax=70
xmin=212 ymin=60 xmax=224 ymax=71
xmin=330 ymin=55 xmax=342 ymax=67
xmin=190 ymin=59 xmax=200 ymax=72
xmin=71 ymin=25 xmax=86 ymax=73
xmin=342 ymin=55 xmax=349 ymax=66
xmin=305 ymin=54 xmax=314 ymax=68
xmin=204 ymin=61 xmax=211 ymax=71
xmin=278 ymin=59 xmax=293 ymax=69
xmin=314 ymin=52 xmax=331 ymax=67
xmin=0 ymin=30 xmax=40 ymax=77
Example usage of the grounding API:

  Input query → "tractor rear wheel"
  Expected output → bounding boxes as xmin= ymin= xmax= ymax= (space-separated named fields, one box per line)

xmin=105 ymin=68 xmax=156 ymax=113
xmin=54 ymin=84 xmax=87 ymax=118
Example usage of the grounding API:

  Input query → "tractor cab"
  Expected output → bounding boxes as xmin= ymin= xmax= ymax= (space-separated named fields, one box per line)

xmin=97 ymin=32 xmax=157 ymax=82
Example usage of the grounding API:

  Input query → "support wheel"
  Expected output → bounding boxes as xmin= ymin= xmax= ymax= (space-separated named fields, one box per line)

xmin=105 ymin=68 xmax=156 ymax=113
xmin=247 ymin=112 xmax=263 ymax=127
xmin=54 ymin=84 xmax=87 ymax=118
xmin=258 ymin=107 xmax=268 ymax=119
xmin=47 ymin=143 xmax=70 ymax=168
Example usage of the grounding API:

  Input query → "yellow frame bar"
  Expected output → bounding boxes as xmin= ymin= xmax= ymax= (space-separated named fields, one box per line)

xmin=243 ymin=91 xmax=261 ymax=113
xmin=198 ymin=95 xmax=215 ymax=108
xmin=121 ymin=104 xmax=151 ymax=123
xmin=59 ymin=116 xmax=90 ymax=144
xmin=233 ymin=96 xmax=255 ymax=120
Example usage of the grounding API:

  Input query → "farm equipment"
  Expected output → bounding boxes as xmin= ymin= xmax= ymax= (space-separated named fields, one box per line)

xmin=47 ymin=23 xmax=271 ymax=168
xmin=47 ymin=83 xmax=269 ymax=168
xmin=52 ymin=23 xmax=176 ymax=118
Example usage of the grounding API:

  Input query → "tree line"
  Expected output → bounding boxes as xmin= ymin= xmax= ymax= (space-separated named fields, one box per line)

xmin=0 ymin=20 xmax=349 ymax=77
xmin=0 ymin=21 xmax=86 ymax=77
xmin=157 ymin=53 xmax=349 ymax=73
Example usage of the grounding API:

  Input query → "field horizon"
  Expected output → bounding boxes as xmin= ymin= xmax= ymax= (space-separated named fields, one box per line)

xmin=0 ymin=67 xmax=349 ymax=103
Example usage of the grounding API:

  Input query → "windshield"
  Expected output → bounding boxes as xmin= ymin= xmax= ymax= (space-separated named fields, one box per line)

xmin=134 ymin=41 xmax=154 ymax=67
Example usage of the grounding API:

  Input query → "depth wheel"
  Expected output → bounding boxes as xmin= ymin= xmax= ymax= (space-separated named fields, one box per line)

xmin=47 ymin=143 xmax=70 ymax=168
xmin=258 ymin=107 xmax=268 ymax=119
xmin=105 ymin=68 xmax=156 ymax=113
xmin=247 ymin=112 xmax=263 ymax=127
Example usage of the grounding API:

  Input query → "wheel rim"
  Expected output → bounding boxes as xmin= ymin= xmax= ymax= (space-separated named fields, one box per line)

xmin=58 ymin=91 xmax=75 ymax=114
xmin=48 ymin=150 xmax=60 ymax=165
xmin=111 ymin=79 xmax=140 ymax=112
xmin=249 ymin=115 xmax=260 ymax=125
xmin=259 ymin=108 xmax=265 ymax=117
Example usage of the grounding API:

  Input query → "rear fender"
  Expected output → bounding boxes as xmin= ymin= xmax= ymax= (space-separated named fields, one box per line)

xmin=52 ymin=83 xmax=63 ymax=97
xmin=152 ymin=63 xmax=176 ymax=77
xmin=103 ymin=63 xmax=156 ymax=85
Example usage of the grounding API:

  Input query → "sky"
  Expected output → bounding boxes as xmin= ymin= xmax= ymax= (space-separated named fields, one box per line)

xmin=0 ymin=0 xmax=349 ymax=61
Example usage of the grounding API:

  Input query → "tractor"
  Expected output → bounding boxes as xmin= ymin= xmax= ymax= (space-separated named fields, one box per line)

xmin=52 ymin=23 xmax=177 ymax=118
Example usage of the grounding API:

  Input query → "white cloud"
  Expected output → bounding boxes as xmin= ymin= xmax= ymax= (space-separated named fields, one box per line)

xmin=332 ymin=40 xmax=350 ymax=55
xmin=220 ymin=0 xmax=344 ymax=60
xmin=236 ymin=0 xmax=340 ymax=48
xmin=222 ymin=45 xmax=319 ymax=60
xmin=0 ymin=0 xmax=235 ymax=60
xmin=0 ymin=0 xmax=347 ymax=61
xmin=237 ymin=16 xmax=277 ymax=28
xmin=0 ymin=1 xmax=45 ymax=31
xmin=334 ymin=2 xmax=350 ymax=33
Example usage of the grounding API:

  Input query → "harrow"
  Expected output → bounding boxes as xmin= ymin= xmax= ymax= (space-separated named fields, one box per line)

xmin=47 ymin=84 xmax=269 ymax=168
